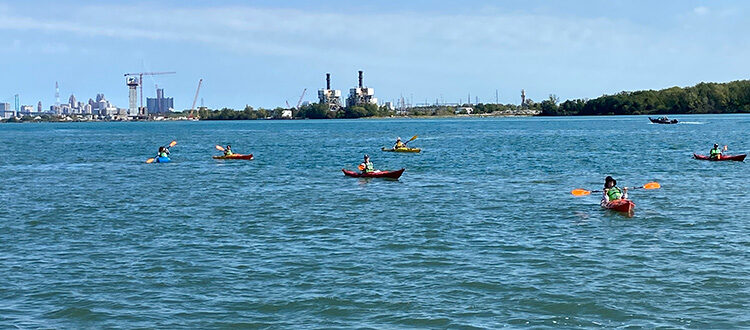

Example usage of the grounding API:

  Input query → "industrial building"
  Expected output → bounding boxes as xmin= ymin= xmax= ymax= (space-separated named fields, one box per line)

xmin=147 ymin=88 xmax=174 ymax=114
xmin=346 ymin=70 xmax=377 ymax=107
xmin=317 ymin=73 xmax=342 ymax=111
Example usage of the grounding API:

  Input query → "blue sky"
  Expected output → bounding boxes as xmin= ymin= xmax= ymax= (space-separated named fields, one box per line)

xmin=1 ymin=0 xmax=749 ymax=110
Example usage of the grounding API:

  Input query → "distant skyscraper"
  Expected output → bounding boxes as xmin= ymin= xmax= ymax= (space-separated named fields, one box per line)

xmin=0 ymin=102 xmax=11 ymax=119
xmin=37 ymin=101 xmax=42 ymax=113
xmin=126 ymin=76 xmax=138 ymax=115
xmin=146 ymin=88 xmax=174 ymax=114
xmin=68 ymin=94 xmax=76 ymax=107
xmin=55 ymin=81 xmax=60 ymax=108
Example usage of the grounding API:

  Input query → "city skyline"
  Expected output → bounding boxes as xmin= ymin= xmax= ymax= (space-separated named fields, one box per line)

xmin=1 ymin=0 xmax=749 ymax=110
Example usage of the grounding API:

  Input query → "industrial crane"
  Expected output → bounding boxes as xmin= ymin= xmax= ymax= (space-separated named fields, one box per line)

xmin=123 ymin=71 xmax=176 ymax=113
xmin=296 ymin=88 xmax=307 ymax=109
xmin=190 ymin=79 xmax=203 ymax=119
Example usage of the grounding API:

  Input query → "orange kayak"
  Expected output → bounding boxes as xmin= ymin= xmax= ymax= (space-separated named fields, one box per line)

xmin=603 ymin=199 xmax=635 ymax=213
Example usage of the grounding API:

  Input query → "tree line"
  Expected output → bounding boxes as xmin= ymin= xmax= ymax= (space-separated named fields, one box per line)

xmin=190 ymin=102 xmax=540 ymax=120
xmin=541 ymin=80 xmax=750 ymax=116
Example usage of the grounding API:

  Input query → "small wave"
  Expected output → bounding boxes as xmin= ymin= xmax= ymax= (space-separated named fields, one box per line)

xmin=679 ymin=121 xmax=704 ymax=124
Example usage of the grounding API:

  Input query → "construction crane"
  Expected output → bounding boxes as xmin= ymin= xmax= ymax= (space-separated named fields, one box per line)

xmin=123 ymin=71 xmax=176 ymax=113
xmin=190 ymin=78 xmax=203 ymax=119
xmin=295 ymin=88 xmax=307 ymax=109
xmin=285 ymin=100 xmax=291 ymax=109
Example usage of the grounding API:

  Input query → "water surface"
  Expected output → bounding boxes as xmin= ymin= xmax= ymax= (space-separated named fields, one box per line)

xmin=1 ymin=115 xmax=748 ymax=328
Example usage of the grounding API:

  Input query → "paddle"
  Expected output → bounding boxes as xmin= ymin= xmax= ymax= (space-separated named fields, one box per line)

xmin=146 ymin=140 xmax=177 ymax=163
xmin=403 ymin=135 xmax=418 ymax=146
xmin=571 ymin=182 xmax=661 ymax=196
xmin=215 ymin=145 xmax=225 ymax=152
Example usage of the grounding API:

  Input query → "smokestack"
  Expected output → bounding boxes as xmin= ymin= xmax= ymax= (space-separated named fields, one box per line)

xmin=358 ymin=70 xmax=363 ymax=88
xmin=326 ymin=73 xmax=331 ymax=90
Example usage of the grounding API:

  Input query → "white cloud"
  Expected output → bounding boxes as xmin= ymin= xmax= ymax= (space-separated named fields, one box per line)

xmin=0 ymin=3 xmax=653 ymax=63
xmin=693 ymin=6 xmax=710 ymax=15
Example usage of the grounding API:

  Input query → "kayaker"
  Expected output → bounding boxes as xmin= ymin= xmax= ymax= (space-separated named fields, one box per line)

xmin=359 ymin=154 xmax=375 ymax=173
xmin=709 ymin=144 xmax=722 ymax=160
xmin=224 ymin=145 xmax=234 ymax=156
xmin=602 ymin=176 xmax=628 ymax=204
xmin=393 ymin=137 xmax=405 ymax=149
xmin=157 ymin=146 xmax=170 ymax=158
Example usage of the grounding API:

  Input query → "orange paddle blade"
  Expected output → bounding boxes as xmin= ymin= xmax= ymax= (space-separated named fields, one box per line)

xmin=358 ymin=164 xmax=365 ymax=171
xmin=571 ymin=189 xmax=591 ymax=196
xmin=408 ymin=135 xmax=418 ymax=142
xmin=215 ymin=145 xmax=225 ymax=151
xmin=643 ymin=182 xmax=661 ymax=189
xmin=145 ymin=158 xmax=155 ymax=164
xmin=168 ymin=140 xmax=177 ymax=148
xmin=724 ymin=145 xmax=728 ymax=151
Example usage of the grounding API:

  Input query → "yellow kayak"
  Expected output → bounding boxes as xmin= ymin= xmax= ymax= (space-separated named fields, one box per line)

xmin=381 ymin=147 xmax=421 ymax=153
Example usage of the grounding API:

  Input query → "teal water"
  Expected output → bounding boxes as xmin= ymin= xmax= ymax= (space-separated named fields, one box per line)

xmin=0 ymin=115 xmax=748 ymax=328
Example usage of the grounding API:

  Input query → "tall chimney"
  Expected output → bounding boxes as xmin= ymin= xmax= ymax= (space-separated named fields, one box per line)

xmin=358 ymin=70 xmax=363 ymax=88
xmin=326 ymin=73 xmax=331 ymax=90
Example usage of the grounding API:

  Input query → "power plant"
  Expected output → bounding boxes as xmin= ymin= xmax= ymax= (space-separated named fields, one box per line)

xmin=346 ymin=70 xmax=377 ymax=107
xmin=317 ymin=73 xmax=342 ymax=111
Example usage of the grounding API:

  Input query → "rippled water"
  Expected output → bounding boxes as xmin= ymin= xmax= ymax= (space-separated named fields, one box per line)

xmin=1 ymin=115 xmax=748 ymax=328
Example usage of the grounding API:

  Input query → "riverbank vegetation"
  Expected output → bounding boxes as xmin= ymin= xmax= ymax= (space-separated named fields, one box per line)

xmin=189 ymin=102 xmax=540 ymax=120
xmin=541 ymin=80 xmax=750 ymax=116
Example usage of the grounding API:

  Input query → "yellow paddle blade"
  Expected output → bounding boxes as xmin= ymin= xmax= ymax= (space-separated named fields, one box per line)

xmin=724 ymin=145 xmax=728 ymax=151
xmin=643 ymin=182 xmax=661 ymax=189
xmin=168 ymin=140 xmax=177 ymax=148
xmin=215 ymin=145 xmax=225 ymax=151
xmin=408 ymin=135 xmax=418 ymax=142
xmin=358 ymin=164 xmax=365 ymax=171
xmin=145 ymin=158 xmax=155 ymax=164
xmin=571 ymin=189 xmax=591 ymax=196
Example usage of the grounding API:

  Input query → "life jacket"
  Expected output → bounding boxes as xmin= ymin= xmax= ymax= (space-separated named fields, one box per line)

xmin=710 ymin=148 xmax=721 ymax=158
xmin=606 ymin=187 xmax=623 ymax=201
xmin=395 ymin=141 xmax=405 ymax=149
xmin=364 ymin=161 xmax=374 ymax=172
xmin=225 ymin=150 xmax=234 ymax=156
xmin=159 ymin=152 xmax=168 ymax=158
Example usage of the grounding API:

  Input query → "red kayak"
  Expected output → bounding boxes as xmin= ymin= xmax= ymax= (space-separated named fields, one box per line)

xmin=603 ymin=199 xmax=635 ymax=213
xmin=342 ymin=168 xmax=405 ymax=179
xmin=213 ymin=154 xmax=254 ymax=160
xmin=693 ymin=153 xmax=746 ymax=161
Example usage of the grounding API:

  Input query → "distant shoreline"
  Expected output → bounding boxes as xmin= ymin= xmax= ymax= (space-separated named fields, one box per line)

xmin=1 ymin=111 xmax=542 ymax=123
xmin=5 ymin=111 xmax=750 ymax=124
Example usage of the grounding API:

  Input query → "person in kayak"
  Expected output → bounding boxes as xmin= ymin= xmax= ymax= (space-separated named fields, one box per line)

xmin=157 ymin=146 xmax=170 ymax=158
xmin=224 ymin=145 xmax=234 ymax=156
xmin=709 ymin=144 xmax=722 ymax=160
xmin=602 ymin=176 xmax=628 ymax=204
xmin=359 ymin=154 xmax=375 ymax=173
xmin=393 ymin=137 xmax=405 ymax=149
